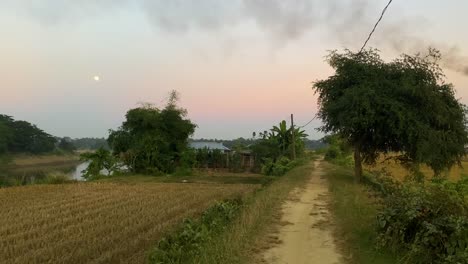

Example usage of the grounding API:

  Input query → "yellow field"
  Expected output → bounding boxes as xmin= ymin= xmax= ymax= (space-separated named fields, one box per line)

xmin=366 ymin=157 xmax=468 ymax=181
xmin=0 ymin=182 xmax=257 ymax=264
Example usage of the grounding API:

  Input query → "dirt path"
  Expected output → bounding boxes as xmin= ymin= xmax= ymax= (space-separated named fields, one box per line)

xmin=262 ymin=159 xmax=343 ymax=264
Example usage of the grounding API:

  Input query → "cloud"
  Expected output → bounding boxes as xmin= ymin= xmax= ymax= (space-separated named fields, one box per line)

xmin=3 ymin=0 xmax=468 ymax=75
xmin=4 ymin=0 xmax=376 ymax=42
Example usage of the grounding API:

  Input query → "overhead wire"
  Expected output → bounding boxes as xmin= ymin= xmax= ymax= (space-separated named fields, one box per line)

xmin=294 ymin=0 xmax=395 ymax=129
xmin=358 ymin=0 xmax=394 ymax=53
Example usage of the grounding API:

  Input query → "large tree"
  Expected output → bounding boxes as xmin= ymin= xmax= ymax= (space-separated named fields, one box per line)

xmin=313 ymin=48 xmax=468 ymax=182
xmin=108 ymin=91 xmax=196 ymax=174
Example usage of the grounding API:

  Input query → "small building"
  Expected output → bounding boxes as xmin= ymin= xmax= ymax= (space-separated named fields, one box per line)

xmin=189 ymin=141 xmax=231 ymax=153
xmin=238 ymin=150 xmax=255 ymax=169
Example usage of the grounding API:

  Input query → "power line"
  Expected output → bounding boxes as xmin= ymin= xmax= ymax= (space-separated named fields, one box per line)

xmin=297 ymin=2 xmax=393 ymax=131
xmin=298 ymin=116 xmax=316 ymax=129
xmin=359 ymin=0 xmax=394 ymax=53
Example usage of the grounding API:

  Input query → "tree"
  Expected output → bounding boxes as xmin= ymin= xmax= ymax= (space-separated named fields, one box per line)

xmin=108 ymin=91 xmax=196 ymax=174
xmin=313 ymin=48 xmax=468 ymax=182
xmin=58 ymin=138 xmax=76 ymax=153
xmin=251 ymin=120 xmax=308 ymax=166
xmin=0 ymin=115 xmax=13 ymax=155
xmin=80 ymin=148 xmax=116 ymax=180
xmin=270 ymin=120 xmax=290 ymax=155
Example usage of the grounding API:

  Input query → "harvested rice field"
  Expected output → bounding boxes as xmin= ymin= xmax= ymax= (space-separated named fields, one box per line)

xmin=0 ymin=182 xmax=257 ymax=264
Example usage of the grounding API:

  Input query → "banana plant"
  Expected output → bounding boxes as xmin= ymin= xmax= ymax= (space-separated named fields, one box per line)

xmin=270 ymin=120 xmax=291 ymax=155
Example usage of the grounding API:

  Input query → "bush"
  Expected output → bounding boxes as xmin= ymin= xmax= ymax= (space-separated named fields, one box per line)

xmin=261 ymin=156 xmax=298 ymax=176
xmin=376 ymin=179 xmax=468 ymax=263
xmin=323 ymin=136 xmax=353 ymax=167
xmin=149 ymin=199 xmax=242 ymax=264
xmin=172 ymin=166 xmax=193 ymax=176
xmin=324 ymin=146 xmax=340 ymax=160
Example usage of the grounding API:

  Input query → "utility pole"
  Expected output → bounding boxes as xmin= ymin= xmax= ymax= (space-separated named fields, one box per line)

xmin=291 ymin=114 xmax=296 ymax=160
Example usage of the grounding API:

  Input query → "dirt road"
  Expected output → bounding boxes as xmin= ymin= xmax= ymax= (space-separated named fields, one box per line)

xmin=262 ymin=159 xmax=343 ymax=264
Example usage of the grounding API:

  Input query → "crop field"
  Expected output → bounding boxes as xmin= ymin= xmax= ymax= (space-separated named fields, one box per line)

xmin=0 ymin=182 xmax=257 ymax=264
xmin=366 ymin=156 xmax=468 ymax=181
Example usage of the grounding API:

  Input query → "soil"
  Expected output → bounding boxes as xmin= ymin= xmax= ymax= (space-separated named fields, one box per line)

xmin=261 ymin=159 xmax=344 ymax=264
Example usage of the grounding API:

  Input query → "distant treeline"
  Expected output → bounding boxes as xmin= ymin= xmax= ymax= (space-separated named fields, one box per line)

xmin=0 ymin=115 xmax=56 ymax=155
xmin=0 ymin=114 xmax=110 ymax=157
xmin=68 ymin=138 xmax=109 ymax=150
xmin=189 ymin=138 xmax=326 ymax=150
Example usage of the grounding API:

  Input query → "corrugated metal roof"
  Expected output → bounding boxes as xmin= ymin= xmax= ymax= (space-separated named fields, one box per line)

xmin=189 ymin=141 xmax=231 ymax=151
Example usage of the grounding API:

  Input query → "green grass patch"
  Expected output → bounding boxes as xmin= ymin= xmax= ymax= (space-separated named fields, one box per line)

xmin=325 ymin=163 xmax=398 ymax=264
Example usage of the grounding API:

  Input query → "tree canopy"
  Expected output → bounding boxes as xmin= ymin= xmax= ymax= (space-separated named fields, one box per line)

xmin=251 ymin=120 xmax=308 ymax=162
xmin=0 ymin=114 xmax=56 ymax=155
xmin=313 ymin=48 xmax=468 ymax=181
xmin=108 ymin=91 xmax=197 ymax=174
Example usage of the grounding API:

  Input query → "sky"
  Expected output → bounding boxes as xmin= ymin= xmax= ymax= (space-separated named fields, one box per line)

xmin=1 ymin=0 xmax=468 ymax=140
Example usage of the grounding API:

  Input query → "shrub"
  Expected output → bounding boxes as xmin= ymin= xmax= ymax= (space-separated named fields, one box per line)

xmin=173 ymin=166 xmax=193 ymax=177
xmin=324 ymin=146 xmax=340 ymax=160
xmin=261 ymin=156 xmax=298 ymax=176
xmin=149 ymin=199 xmax=242 ymax=264
xmin=323 ymin=136 xmax=354 ymax=167
xmin=376 ymin=179 xmax=468 ymax=263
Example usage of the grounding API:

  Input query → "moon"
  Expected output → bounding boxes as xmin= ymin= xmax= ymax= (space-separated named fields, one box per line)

xmin=93 ymin=75 xmax=100 ymax=82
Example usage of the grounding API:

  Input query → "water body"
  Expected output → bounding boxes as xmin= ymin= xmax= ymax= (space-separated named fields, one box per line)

xmin=71 ymin=162 xmax=90 ymax=181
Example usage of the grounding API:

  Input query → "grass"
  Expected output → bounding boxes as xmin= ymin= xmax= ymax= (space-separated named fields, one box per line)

xmin=190 ymin=160 xmax=315 ymax=264
xmin=1 ymin=154 xmax=81 ymax=186
xmin=325 ymin=163 xmax=398 ymax=264
xmin=0 ymin=182 xmax=257 ymax=264
xmin=11 ymin=154 xmax=79 ymax=167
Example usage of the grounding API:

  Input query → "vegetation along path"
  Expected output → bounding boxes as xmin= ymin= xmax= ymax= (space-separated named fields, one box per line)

xmin=262 ymin=159 xmax=343 ymax=264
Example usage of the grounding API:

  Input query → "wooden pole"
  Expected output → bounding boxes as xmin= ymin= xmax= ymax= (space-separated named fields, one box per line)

xmin=291 ymin=114 xmax=296 ymax=160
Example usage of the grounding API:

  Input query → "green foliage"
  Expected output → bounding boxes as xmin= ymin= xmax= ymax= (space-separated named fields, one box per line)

xmin=108 ymin=91 xmax=196 ymax=174
xmin=260 ymin=156 xmax=307 ymax=176
xmin=375 ymin=177 xmax=468 ymax=263
xmin=313 ymin=48 xmax=468 ymax=178
xmin=57 ymin=138 xmax=76 ymax=153
xmin=0 ymin=118 xmax=13 ymax=155
xmin=323 ymin=134 xmax=354 ymax=167
xmin=80 ymin=148 xmax=117 ymax=180
xmin=228 ymin=153 xmax=243 ymax=173
xmin=0 ymin=114 xmax=56 ymax=154
xmin=251 ymin=119 xmax=308 ymax=173
xmin=70 ymin=137 xmax=109 ymax=150
xmin=193 ymin=148 xmax=227 ymax=169
xmin=179 ymin=148 xmax=197 ymax=169
xmin=303 ymin=139 xmax=327 ymax=150
xmin=149 ymin=200 xmax=242 ymax=264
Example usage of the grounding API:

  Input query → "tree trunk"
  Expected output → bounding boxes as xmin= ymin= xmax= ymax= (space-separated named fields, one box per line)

xmin=354 ymin=145 xmax=363 ymax=183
